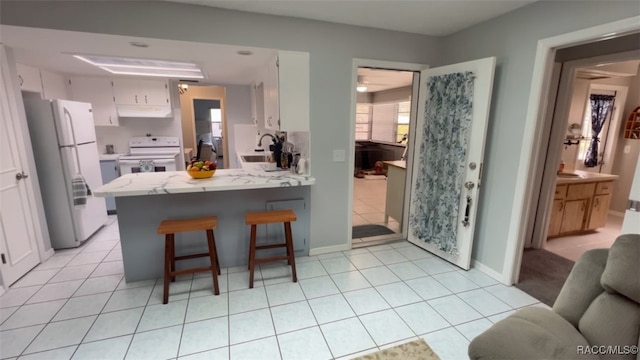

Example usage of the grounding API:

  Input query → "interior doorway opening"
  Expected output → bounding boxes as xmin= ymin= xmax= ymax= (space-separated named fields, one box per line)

xmin=515 ymin=35 xmax=640 ymax=306
xmin=178 ymin=85 xmax=229 ymax=169
xmin=350 ymin=67 xmax=418 ymax=247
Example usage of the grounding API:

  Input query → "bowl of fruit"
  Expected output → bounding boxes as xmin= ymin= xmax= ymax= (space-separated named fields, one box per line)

xmin=186 ymin=160 xmax=217 ymax=179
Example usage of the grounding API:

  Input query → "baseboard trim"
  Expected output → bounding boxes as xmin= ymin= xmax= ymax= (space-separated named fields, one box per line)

xmin=471 ymin=259 xmax=506 ymax=284
xmin=41 ymin=248 xmax=55 ymax=262
xmin=609 ymin=210 xmax=625 ymax=218
xmin=309 ymin=243 xmax=351 ymax=256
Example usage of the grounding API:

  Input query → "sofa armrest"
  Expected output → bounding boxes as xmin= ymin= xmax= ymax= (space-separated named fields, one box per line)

xmin=553 ymin=248 xmax=608 ymax=327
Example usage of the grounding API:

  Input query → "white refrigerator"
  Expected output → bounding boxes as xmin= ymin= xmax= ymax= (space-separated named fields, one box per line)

xmin=621 ymin=156 xmax=640 ymax=234
xmin=23 ymin=93 xmax=108 ymax=249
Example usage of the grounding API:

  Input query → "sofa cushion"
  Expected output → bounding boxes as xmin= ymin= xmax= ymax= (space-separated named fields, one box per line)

xmin=578 ymin=292 xmax=640 ymax=359
xmin=468 ymin=307 xmax=598 ymax=360
xmin=554 ymin=248 xmax=609 ymax=327
xmin=600 ymin=234 xmax=640 ymax=304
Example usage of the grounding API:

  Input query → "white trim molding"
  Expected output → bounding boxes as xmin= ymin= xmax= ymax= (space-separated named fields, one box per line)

xmin=309 ymin=243 xmax=351 ymax=256
xmin=504 ymin=16 xmax=640 ymax=285
xmin=471 ymin=259 xmax=503 ymax=283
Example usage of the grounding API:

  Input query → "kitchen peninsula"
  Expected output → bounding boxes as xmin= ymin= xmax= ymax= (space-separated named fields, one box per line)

xmin=95 ymin=170 xmax=315 ymax=281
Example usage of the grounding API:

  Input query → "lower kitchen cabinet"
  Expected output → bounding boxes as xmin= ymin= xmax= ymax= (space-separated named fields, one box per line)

xmin=100 ymin=160 xmax=119 ymax=214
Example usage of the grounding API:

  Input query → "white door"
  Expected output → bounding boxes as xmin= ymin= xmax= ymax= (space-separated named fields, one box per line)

xmin=53 ymin=100 xmax=97 ymax=145
xmin=0 ymin=48 xmax=41 ymax=285
xmin=621 ymin=156 xmax=640 ymax=234
xmin=408 ymin=57 xmax=496 ymax=270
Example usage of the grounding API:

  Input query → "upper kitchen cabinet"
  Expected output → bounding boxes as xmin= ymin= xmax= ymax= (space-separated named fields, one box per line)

xmin=112 ymin=79 xmax=170 ymax=106
xmin=261 ymin=51 xmax=310 ymax=132
xmin=68 ymin=76 xmax=119 ymax=126
xmin=16 ymin=63 xmax=42 ymax=93
xmin=40 ymin=69 xmax=69 ymax=100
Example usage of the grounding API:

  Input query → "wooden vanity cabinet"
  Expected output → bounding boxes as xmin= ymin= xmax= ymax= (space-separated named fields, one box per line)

xmin=548 ymin=180 xmax=615 ymax=238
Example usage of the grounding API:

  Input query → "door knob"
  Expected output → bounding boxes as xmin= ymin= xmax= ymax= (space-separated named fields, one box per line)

xmin=16 ymin=171 xmax=28 ymax=181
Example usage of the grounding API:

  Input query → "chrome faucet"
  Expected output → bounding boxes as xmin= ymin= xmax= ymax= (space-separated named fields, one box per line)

xmin=257 ymin=133 xmax=280 ymax=147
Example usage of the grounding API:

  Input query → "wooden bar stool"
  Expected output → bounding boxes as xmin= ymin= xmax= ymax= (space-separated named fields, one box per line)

xmin=245 ymin=209 xmax=297 ymax=288
xmin=157 ymin=216 xmax=221 ymax=304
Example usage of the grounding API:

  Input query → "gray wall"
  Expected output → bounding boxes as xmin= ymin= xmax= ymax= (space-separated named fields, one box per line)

xmin=440 ymin=1 xmax=640 ymax=274
xmin=0 ymin=0 xmax=441 ymax=254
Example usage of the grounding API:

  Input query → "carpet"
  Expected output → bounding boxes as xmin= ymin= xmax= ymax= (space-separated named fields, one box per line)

xmin=352 ymin=224 xmax=395 ymax=238
xmin=351 ymin=339 xmax=440 ymax=360
xmin=515 ymin=248 xmax=575 ymax=307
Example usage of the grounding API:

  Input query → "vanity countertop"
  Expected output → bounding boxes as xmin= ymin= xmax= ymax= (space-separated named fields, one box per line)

xmin=556 ymin=170 xmax=619 ymax=185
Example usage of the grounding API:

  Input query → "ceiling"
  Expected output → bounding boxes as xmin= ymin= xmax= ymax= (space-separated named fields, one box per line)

xmin=0 ymin=25 xmax=275 ymax=85
xmin=167 ymin=0 xmax=536 ymax=36
xmin=357 ymin=68 xmax=414 ymax=93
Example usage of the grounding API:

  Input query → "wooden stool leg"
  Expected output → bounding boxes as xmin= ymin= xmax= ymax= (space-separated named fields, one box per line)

xmin=249 ymin=224 xmax=257 ymax=288
xmin=163 ymin=234 xmax=172 ymax=304
xmin=212 ymin=233 xmax=221 ymax=275
xmin=170 ymin=234 xmax=176 ymax=283
xmin=284 ymin=222 xmax=297 ymax=283
xmin=206 ymin=229 xmax=220 ymax=295
xmin=284 ymin=223 xmax=291 ymax=265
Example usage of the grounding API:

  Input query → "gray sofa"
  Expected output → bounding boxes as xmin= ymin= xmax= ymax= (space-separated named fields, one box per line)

xmin=468 ymin=234 xmax=640 ymax=360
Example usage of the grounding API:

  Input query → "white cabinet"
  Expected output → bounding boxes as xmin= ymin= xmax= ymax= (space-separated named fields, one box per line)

xmin=250 ymin=82 xmax=258 ymax=125
xmin=260 ymin=51 xmax=310 ymax=132
xmin=112 ymin=79 xmax=170 ymax=106
xmin=277 ymin=51 xmax=310 ymax=132
xmin=68 ymin=77 xmax=118 ymax=126
xmin=40 ymin=69 xmax=69 ymax=100
xmin=15 ymin=63 xmax=42 ymax=93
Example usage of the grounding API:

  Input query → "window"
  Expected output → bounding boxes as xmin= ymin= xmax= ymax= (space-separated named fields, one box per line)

xmin=355 ymin=104 xmax=371 ymax=140
xmin=210 ymin=108 xmax=222 ymax=137
xmin=365 ymin=101 xmax=411 ymax=144
xmin=577 ymin=90 xmax=616 ymax=161
xmin=396 ymin=101 xmax=411 ymax=143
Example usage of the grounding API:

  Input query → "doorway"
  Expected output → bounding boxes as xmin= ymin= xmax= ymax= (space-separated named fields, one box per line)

xmin=351 ymin=67 xmax=417 ymax=246
xmin=515 ymin=43 xmax=640 ymax=306
xmin=179 ymin=85 xmax=229 ymax=169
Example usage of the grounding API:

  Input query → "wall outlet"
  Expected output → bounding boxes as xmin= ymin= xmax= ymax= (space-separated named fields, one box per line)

xmin=624 ymin=145 xmax=631 ymax=154
xmin=333 ymin=149 xmax=346 ymax=162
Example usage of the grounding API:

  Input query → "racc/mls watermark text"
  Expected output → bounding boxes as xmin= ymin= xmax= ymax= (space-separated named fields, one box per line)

xmin=577 ymin=345 xmax=639 ymax=356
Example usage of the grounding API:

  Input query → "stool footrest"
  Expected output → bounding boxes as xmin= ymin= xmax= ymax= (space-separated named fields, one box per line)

xmin=170 ymin=266 xmax=213 ymax=277
xmin=255 ymin=243 xmax=287 ymax=250
xmin=254 ymin=255 xmax=289 ymax=264
xmin=174 ymin=253 xmax=210 ymax=261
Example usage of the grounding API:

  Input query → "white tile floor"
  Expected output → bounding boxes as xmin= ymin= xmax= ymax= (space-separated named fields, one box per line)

xmin=544 ymin=214 xmax=622 ymax=261
xmin=352 ymin=178 xmax=401 ymax=244
xmin=0 ymin=216 xmax=546 ymax=360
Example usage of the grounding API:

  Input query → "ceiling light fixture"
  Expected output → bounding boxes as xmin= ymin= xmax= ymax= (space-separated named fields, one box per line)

xmin=178 ymin=84 xmax=189 ymax=95
xmin=237 ymin=50 xmax=253 ymax=56
xmin=73 ymin=54 xmax=204 ymax=79
xmin=356 ymin=75 xmax=368 ymax=92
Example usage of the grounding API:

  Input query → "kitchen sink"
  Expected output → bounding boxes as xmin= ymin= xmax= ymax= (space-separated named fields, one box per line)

xmin=241 ymin=155 xmax=269 ymax=163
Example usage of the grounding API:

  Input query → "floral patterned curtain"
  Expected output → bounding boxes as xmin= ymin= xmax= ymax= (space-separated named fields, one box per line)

xmin=409 ymin=72 xmax=474 ymax=254
xmin=584 ymin=94 xmax=615 ymax=167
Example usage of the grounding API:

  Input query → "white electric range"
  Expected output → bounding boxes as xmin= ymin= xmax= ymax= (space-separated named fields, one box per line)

xmin=118 ymin=136 xmax=181 ymax=174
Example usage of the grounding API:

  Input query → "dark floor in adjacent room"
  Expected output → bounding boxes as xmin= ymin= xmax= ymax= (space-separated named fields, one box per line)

xmin=515 ymin=248 xmax=575 ymax=307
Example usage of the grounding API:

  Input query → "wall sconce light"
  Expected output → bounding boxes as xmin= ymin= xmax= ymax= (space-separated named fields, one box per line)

xmin=178 ymin=84 xmax=189 ymax=95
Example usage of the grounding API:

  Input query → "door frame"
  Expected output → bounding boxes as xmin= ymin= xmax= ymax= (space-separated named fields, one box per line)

xmin=347 ymin=59 xmax=427 ymax=248
xmin=505 ymin=16 xmax=640 ymax=284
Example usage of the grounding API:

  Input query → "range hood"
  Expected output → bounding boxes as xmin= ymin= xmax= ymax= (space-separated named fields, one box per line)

xmin=116 ymin=104 xmax=173 ymax=118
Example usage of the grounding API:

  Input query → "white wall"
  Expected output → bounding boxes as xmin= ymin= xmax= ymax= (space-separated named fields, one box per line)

xmin=95 ymin=118 xmax=182 ymax=156
xmin=223 ymin=84 xmax=254 ymax=169
xmin=0 ymin=0 xmax=441 ymax=254
xmin=611 ymin=71 xmax=640 ymax=213
xmin=439 ymin=1 xmax=640 ymax=275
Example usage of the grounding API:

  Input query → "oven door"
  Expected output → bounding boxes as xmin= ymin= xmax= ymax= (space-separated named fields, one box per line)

xmin=119 ymin=158 xmax=177 ymax=174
